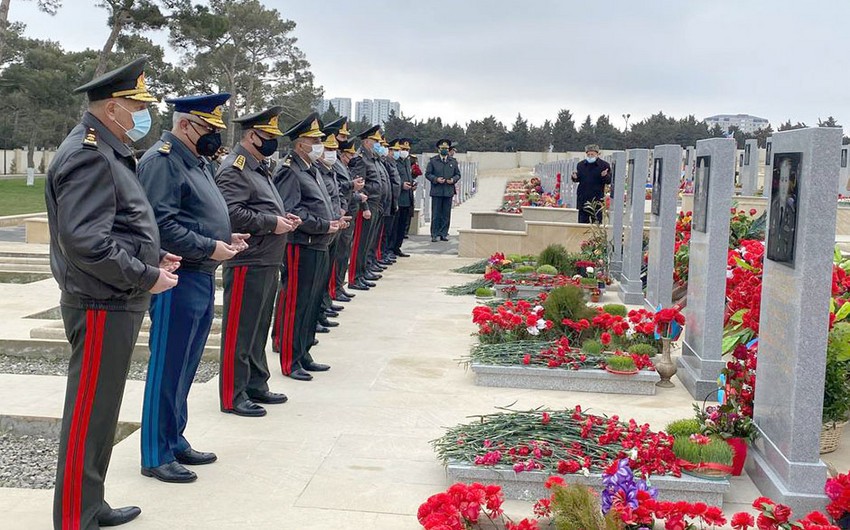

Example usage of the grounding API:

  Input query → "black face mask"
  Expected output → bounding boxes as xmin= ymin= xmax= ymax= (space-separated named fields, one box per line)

xmin=253 ymin=134 xmax=278 ymax=157
xmin=189 ymin=121 xmax=222 ymax=157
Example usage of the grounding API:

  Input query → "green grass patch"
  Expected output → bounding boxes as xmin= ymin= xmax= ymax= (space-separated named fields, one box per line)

xmin=0 ymin=178 xmax=47 ymax=216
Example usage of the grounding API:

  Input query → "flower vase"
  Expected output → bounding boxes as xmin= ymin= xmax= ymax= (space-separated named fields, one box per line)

xmin=655 ymin=337 xmax=677 ymax=388
xmin=726 ymin=437 xmax=748 ymax=476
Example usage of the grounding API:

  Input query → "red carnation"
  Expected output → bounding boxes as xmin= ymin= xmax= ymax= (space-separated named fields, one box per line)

xmin=732 ymin=512 xmax=755 ymax=530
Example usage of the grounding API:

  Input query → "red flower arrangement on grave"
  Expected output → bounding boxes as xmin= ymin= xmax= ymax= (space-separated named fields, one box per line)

xmin=826 ymin=472 xmax=850 ymax=523
xmin=654 ymin=305 xmax=685 ymax=339
xmin=472 ymin=299 xmax=553 ymax=343
xmin=742 ymin=496 xmax=839 ymax=530
xmin=497 ymin=178 xmax=564 ymax=213
xmin=673 ymin=211 xmax=693 ymax=285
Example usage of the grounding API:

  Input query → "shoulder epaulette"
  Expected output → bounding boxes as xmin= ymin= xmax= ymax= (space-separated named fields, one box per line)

xmin=282 ymin=155 xmax=292 ymax=167
xmin=158 ymin=141 xmax=172 ymax=155
xmin=82 ymin=128 xmax=98 ymax=149
xmin=233 ymin=154 xmax=246 ymax=170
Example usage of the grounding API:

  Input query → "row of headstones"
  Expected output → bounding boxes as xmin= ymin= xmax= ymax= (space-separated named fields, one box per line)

xmin=416 ymin=160 xmax=480 ymax=223
xmin=609 ymin=128 xmax=841 ymax=512
xmin=534 ymin=159 xmax=580 ymax=208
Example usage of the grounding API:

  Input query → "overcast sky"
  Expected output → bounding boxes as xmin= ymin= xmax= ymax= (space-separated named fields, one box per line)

xmin=10 ymin=0 xmax=849 ymax=130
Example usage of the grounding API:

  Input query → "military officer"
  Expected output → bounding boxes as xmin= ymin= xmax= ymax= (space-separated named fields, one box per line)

xmin=48 ymin=57 xmax=179 ymax=529
xmin=365 ymin=134 xmax=392 ymax=275
xmin=391 ymin=138 xmax=414 ymax=257
xmin=216 ymin=106 xmax=297 ymax=417
xmin=426 ymin=139 xmax=462 ymax=242
xmin=272 ymin=112 xmax=337 ymax=380
xmin=379 ymin=138 xmax=402 ymax=264
xmin=337 ymin=138 xmax=367 ymax=298
xmin=137 ymin=93 xmax=248 ymax=484
xmin=348 ymin=125 xmax=387 ymax=290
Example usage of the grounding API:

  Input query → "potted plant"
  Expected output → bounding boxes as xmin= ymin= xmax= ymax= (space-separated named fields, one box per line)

xmin=580 ymin=339 xmax=604 ymax=356
xmin=665 ymin=418 xmax=701 ymax=437
xmin=589 ymin=287 xmax=601 ymax=303
xmin=673 ymin=434 xmax=734 ymax=480
xmin=579 ymin=276 xmax=597 ymax=290
xmin=474 ymin=287 xmax=494 ymax=301
xmin=821 ymin=322 xmax=850 ymax=454
xmin=605 ymin=355 xmax=638 ymax=375
xmin=694 ymin=400 xmax=757 ymax=476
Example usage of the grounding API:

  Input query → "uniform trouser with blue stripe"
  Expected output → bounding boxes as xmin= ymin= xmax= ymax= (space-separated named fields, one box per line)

xmin=141 ymin=269 xmax=215 ymax=469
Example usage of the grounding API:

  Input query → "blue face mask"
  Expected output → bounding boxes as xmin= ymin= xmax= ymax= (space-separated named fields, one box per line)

xmin=586 ymin=156 xmax=597 ymax=164
xmin=116 ymin=103 xmax=151 ymax=142
xmin=372 ymin=142 xmax=382 ymax=155
xmin=392 ymin=150 xmax=400 ymax=160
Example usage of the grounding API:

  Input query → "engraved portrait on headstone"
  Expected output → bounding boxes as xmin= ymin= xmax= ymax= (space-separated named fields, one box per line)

xmin=692 ymin=156 xmax=711 ymax=233
xmin=627 ymin=158 xmax=635 ymax=206
xmin=610 ymin=160 xmax=617 ymax=197
xmin=765 ymin=141 xmax=772 ymax=165
xmin=766 ymin=153 xmax=801 ymax=266
xmin=651 ymin=157 xmax=662 ymax=215
xmin=744 ymin=144 xmax=751 ymax=166
xmin=841 ymin=148 xmax=847 ymax=168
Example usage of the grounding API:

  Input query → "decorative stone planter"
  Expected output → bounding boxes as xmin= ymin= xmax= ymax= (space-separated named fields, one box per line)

xmin=470 ymin=363 xmax=660 ymax=395
xmin=446 ymin=461 xmax=729 ymax=506
xmin=493 ymin=284 xmax=548 ymax=299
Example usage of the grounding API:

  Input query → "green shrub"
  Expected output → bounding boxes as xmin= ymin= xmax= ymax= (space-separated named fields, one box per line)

xmin=543 ymin=285 xmax=596 ymax=332
xmin=474 ymin=287 xmax=494 ymax=297
xmin=823 ymin=323 xmax=850 ymax=423
xmin=507 ymin=253 xmax=522 ymax=262
xmin=580 ymin=277 xmax=597 ymax=286
xmin=665 ymin=418 xmax=701 ymax=437
xmin=628 ymin=343 xmax=658 ymax=357
xmin=549 ymin=482 xmax=620 ymax=530
xmin=701 ymin=439 xmax=734 ymax=465
xmin=514 ymin=265 xmax=535 ymax=274
xmin=602 ymin=303 xmax=627 ymax=317
xmin=581 ymin=339 xmax=604 ymax=355
xmin=605 ymin=355 xmax=636 ymax=371
xmin=536 ymin=264 xmax=558 ymax=275
xmin=538 ymin=244 xmax=571 ymax=274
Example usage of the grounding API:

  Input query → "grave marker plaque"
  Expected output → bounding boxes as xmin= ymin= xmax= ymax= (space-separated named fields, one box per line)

xmin=645 ymin=144 xmax=682 ymax=309
xmin=651 ymin=157 xmax=663 ymax=216
xmin=766 ymin=153 xmax=801 ymax=266
xmin=618 ymin=149 xmax=649 ymax=305
xmin=692 ymin=155 xmax=711 ymax=233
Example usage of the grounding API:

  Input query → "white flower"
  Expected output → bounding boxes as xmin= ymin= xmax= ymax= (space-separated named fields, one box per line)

xmin=586 ymin=267 xmax=595 ymax=274
xmin=533 ymin=305 xmax=544 ymax=312
xmin=527 ymin=326 xmax=540 ymax=336
xmin=536 ymin=319 xmax=547 ymax=330
xmin=629 ymin=448 xmax=638 ymax=460
xmin=625 ymin=329 xmax=635 ymax=338
xmin=726 ymin=269 xmax=733 ymax=279
xmin=581 ymin=467 xmax=591 ymax=477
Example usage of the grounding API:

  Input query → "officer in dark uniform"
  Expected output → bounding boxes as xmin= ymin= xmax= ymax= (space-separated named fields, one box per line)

xmin=337 ymin=138 xmax=367 ymax=299
xmin=390 ymin=138 xmax=414 ymax=257
xmin=323 ymin=118 xmax=363 ymax=302
xmin=571 ymin=144 xmax=611 ymax=224
xmin=315 ymin=131 xmax=350 ymax=328
xmin=348 ymin=125 xmax=386 ymax=290
xmin=137 ymin=94 xmax=250 ymax=485
xmin=272 ymin=113 xmax=337 ymax=380
xmin=48 ymin=57 xmax=179 ymax=530
xmin=379 ymin=139 xmax=402 ymax=263
xmin=367 ymin=134 xmax=393 ymax=274
xmin=426 ymin=139 xmax=462 ymax=242
xmin=216 ymin=106 xmax=296 ymax=417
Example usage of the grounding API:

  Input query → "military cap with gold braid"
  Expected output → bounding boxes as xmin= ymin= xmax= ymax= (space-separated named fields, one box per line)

xmin=436 ymin=138 xmax=452 ymax=149
xmin=232 ymin=106 xmax=284 ymax=136
xmin=73 ymin=56 xmax=157 ymax=102
xmin=166 ymin=93 xmax=231 ymax=129
xmin=283 ymin=111 xmax=325 ymax=140
xmin=399 ymin=138 xmax=413 ymax=150
xmin=356 ymin=124 xmax=382 ymax=142
xmin=322 ymin=133 xmax=340 ymax=150
xmin=324 ymin=117 xmax=351 ymax=138
xmin=388 ymin=138 xmax=402 ymax=150
xmin=379 ymin=134 xmax=389 ymax=147
xmin=338 ymin=139 xmax=357 ymax=154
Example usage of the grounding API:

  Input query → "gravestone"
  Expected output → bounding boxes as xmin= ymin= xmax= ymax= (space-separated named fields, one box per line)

xmin=685 ymin=146 xmax=697 ymax=192
xmin=645 ymin=144 xmax=682 ymax=309
xmin=762 ymin=137 xmax=772 ymax=196
xmin=618 ymin=149 xmax=649 ymax=305
xmin=840 ymin=145 xmax=849 ymax=195
xmin=746 ymin=126 xmax=841 ymax=513
xmin=609 ymin=151 xmax=627 ymax=276
xmin=566 ymin=158 xmax=579 ymax=208
xmin=741 ymin=139 xmax=759 ymax=196
xmin=678 ymin=138 xmax=736 ymax=400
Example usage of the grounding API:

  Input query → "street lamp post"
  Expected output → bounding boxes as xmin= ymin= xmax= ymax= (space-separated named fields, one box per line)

xmin=622 ymin=113 xmax=631 ymax=133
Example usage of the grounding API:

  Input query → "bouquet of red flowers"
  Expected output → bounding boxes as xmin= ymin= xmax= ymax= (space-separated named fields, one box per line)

xmin=653 ymin=305 xmax=685 ymax=340
xmin=826 ymin=473 xmax=850 ymax=524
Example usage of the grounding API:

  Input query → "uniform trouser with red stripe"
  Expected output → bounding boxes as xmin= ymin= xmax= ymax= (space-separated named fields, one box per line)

xmin=334 ymin=223 xmax=355 ymax=293
xmin=219 ymin=265 xmax=276 ymax=410
xmin=54 ymin=306 xmax=143 ymax=530
xmin=366 ymin=207 xmax=386 ymax=267
xmin=273 ymin=244 xmax=330 ymax=375
xmin=351 ymin=210 xmax=377 ymax=283
xmin=321 ymin=235 xmax=340 ymax=312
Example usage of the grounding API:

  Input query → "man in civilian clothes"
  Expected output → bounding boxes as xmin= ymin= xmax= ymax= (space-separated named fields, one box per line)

xmin=47 ymin=57 xmax=179 ymax=529
xmin=426 ymin=139 xmax=461 ymax=242
xmin=272 ymin=113 xmax=338 ymax=381
xmin=571 ymin=144 xmax=611 ymax=224
xmin=216 ymin=107 xmax=298 ymax=416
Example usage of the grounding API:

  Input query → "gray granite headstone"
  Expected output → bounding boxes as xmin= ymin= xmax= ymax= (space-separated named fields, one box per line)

xmin=741 ymin=139 xmax=759 ymax=196
xmin=609 ymin=151 xmax=627 ymax=276
xmin=839 ymin=145 xmax=849 ymax=195
xmin=566 ymin=158 xmax=579 ymax=209
xmin=618 ymin=149 xmax=649 ymax=304
xmin=678 ymin=138 xmax=735 ymax=400
xmin=746 ymin=126 xmax=841 ymax=514
xmin=762 ymin=137 xmax=773 ymax=197
xmin=685 ymin=146 xmax=697 ymax=191
xmin=645 ymin=144 xmax=682 ymax=309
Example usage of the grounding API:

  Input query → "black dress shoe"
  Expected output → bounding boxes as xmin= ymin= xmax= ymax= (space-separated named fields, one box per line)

xmin=363 ymin=280 xmax=376 ymax=287
xmin=349 ymin=282 xmax=370 ymax=291
xmin=319 ymin=318 xmax=339 ymax=328
xmin=324 ymin=309 xmax=340 ymax=318
xmin=98 ymin=506 xmax=141 ymax=527
xmin=334 ymin=294 xmax=352 ymax=302
xmin=440 ymin=236 xmax=449 ymax=241
xmin=394 ymin=250 xmax=410 ymax=257
xmin=330 ymin=303 xmax=344 ymax=311
xmin=141 ymin=461 xmax=197 ymax=483
xmin=365 ymin=272 xmax=382 ymax=280
xmin=312 ymin=338 xmax=319 ymax=346
xmin=303 ymin=361 xmax=331 ymax=372
xmin=175 ymin=448 xmax=217 ymax=466
xmin=340 ymin=289 xmax=355 ymax=298
xmin=247 ymin=390 xmax=288 ymax=404
xmin=288 ymin=368 xmax=313 ymax=381
xmin=431 ymin=236 xmax=438 ymax=242
xmin=223 ymin=399 xmax=267 ymax=417
xmin=315 ymin=323 xmax=330 ymax=333
xmin=378 ymin=259 xmax=393 ymax=266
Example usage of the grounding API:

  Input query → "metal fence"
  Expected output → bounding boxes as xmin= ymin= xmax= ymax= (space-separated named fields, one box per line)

xmin=415 ymin=159 xmax=479 ymax=223
xmin=532 ymin=158 xmax=580 ymax=208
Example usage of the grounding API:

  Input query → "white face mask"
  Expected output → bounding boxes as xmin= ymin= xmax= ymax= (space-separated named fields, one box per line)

xmin=308 ymin=143 xmax=324 ymax=162
xmin=399 ymin=150 xmax=409 ymax=159
xmin=323 ymin=150 xmax=337 ymax=164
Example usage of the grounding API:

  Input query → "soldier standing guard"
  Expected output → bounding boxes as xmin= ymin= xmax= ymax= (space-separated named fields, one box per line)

xmin=426 ymin=139 xmax=461 ymax=242
xmin=137 ymin=94 xmax=250 ymax=483
xmin=216 ymin=106 xmax=297 ymax=417
xmin=48 ymin=57 xmax=179 ymax=529
xmin=272 ymin=113 xmax=337 ymax=381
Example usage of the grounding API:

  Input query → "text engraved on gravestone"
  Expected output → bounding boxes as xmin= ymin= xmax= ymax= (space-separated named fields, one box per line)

xmin=651 ymin=157 xmax=662 ymax=216
xmin=766 ymin=152 xmax=802 ymax=267
xmin=692 ymin=156 xmax=711 ymax=233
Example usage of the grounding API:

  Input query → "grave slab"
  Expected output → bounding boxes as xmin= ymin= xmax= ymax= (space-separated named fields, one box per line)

xmin=471 ymin=363 xmax=659 ymax=395
xmin=645 ymin=144 xmax=682 ymax=309
xmin=619 ymin=149 xmax=649 ymax=305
